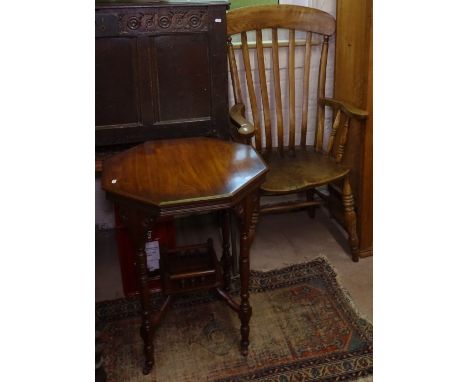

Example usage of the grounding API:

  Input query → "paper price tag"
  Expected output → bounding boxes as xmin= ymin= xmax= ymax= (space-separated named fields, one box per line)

xmin=145 ymin=240 xmax=160 ymax=271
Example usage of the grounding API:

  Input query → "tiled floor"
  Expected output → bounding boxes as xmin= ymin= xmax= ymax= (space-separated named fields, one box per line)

xmin=96 ymin=207 xmax=372 ymax=322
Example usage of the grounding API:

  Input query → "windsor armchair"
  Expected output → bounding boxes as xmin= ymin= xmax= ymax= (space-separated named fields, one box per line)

xmin=226 ymin=5 xmax=368 ymax=262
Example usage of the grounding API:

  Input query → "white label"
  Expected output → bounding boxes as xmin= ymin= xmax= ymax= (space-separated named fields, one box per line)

xmin=215 ymin=18 xmax=222 ymax=23
xmin=145 ymin=240 xmax=160 ymax=271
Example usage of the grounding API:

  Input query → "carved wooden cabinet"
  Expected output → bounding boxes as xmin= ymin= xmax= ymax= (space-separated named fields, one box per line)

xmin=95 ymin=0 xmax=229 ymax=151
xmin=95 ymin=1 xmax=230 ymax=294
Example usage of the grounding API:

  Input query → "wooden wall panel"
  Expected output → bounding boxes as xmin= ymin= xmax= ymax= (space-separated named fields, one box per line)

xmin=332 ymin=0 xmax=373 ymax=257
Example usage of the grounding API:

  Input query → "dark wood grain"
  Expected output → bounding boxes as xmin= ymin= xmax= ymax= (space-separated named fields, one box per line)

xmin=102 ymin=137 xmax=268 ymax=213
xmin=153 ymin=34 xmax=211 ymax=121
xmin=95 ymin=37 xmax=141 ymax=127
xmin=221 ymin=210 xmax=232 ymax=292
xmin=116 ymin=205 xmax=156 ymax=374
xmin=160 ymin=240 xmax=222 ymax=294
xmin=102 ymin=137 xmax=268 ymax=374
xmin=238 ymin=192 xmax=254 ymax=356
xmin=95 ymin=0 xmax=229 ymax=149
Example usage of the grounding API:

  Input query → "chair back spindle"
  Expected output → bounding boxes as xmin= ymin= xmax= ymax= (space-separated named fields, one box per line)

xmin=227 ymin=5 xmax=336 ymax=154
xmin=255 ymin=29 xmax=273 ymax=152
xmin=271 ymin=28 xmax=284 ymax=155
xmin=315 ymin=35 xmax=329 ymax=153
xmin=240 ymin=31 xmax=262 ymax=149
xmin=227 ymin=37 xmax=243 ymax=106
xmin=300 ymin=31 xmax=313 ymax=148
xmin=288 ymin=29 xmax=296 ymax=150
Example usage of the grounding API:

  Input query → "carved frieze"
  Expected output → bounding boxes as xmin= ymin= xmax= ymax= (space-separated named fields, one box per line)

xmin=118 ymin=9 xmax=209 ymax=34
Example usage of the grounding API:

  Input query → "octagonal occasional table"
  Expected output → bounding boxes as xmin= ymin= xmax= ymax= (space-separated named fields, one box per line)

xmin=101 ymin=137 xmax=268 ymax=374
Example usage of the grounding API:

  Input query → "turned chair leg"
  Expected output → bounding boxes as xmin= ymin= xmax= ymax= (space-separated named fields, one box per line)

xmin=342 ymin=177 xmax=360 ymax=262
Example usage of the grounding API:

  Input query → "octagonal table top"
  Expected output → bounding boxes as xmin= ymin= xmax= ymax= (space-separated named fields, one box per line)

xmin=101 ymin=137 xmax=268 ymax=214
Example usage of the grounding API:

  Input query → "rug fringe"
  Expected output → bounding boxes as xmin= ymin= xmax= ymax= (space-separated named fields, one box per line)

xmin=247 ymin=255 xmax=372 ymax=325
xmin=318 ymin=256 xmax=372 ymax=324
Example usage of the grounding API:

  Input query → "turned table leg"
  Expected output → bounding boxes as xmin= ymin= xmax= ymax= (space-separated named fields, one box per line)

xmin=221 ymin=210 xmax=232 ymax=292
xmin=238 ymin=193 xmax=256 ymax=356
xmin=120 ymin=207 xmax=156 ymax=375
xmin=136 ymin=244 xmax=155 ymax=375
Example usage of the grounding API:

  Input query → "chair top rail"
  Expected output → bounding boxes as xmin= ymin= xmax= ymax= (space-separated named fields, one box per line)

xmin=226 ymin=5 xmax=335 ymax=36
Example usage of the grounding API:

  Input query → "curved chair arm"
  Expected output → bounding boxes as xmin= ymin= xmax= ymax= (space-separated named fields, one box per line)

xmin=321 ymin=98 xmax=368 ymax=121
xmin=229 ymin=103 xmax=255 ymax=143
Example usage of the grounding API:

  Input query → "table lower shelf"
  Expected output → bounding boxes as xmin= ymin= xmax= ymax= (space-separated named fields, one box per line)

xmin=160 ymin=239 xmax=223 ymax=295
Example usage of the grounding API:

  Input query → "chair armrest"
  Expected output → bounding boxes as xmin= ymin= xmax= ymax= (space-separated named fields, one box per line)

xmin=321 ymin=98 xmax=368 ymax=121
xmin=229 ymin=103 xmax=255 ymax=140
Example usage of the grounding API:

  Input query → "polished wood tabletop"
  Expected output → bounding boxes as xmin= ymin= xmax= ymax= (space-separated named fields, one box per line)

xmin=101 ymin=137 xmax=268 ymax=375
xmin=101 ymin=137 xmax=268 ymax=213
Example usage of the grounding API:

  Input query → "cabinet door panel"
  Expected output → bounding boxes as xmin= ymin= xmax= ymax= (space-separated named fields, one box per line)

xmin=152 ymin=34 xmax=211 ymax=121
xmin=95 ymin=3 xmax=229 ymax=147
xmin=95 ymin=37 xmax=141 ymax=127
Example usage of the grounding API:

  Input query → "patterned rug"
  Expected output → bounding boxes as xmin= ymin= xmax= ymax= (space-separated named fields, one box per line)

xmin=96 ymin=257 xmax=372 ymax=381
